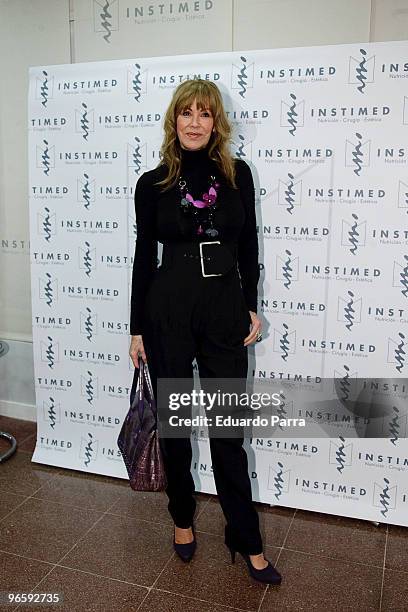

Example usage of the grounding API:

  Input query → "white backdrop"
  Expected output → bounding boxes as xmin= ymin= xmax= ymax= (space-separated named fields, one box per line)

xmin=28 ymin=40 xmax=408 ymax=526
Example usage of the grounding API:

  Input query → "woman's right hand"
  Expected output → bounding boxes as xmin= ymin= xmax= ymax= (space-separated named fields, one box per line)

xmin=129 ymin=335 xmax=147 ymax=368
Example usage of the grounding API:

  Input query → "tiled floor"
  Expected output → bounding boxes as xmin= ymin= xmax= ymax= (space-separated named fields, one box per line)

xmin=0 ymin=416 xmax=407 ymax=612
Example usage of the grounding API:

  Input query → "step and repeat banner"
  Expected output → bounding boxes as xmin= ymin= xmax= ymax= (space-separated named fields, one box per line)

xmin=29 ymin=40 xmax=408 ymax=526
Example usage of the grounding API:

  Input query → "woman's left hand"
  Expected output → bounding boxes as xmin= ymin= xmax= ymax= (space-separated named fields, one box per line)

xmin=243 ymin=311 xmax=262 ymax=346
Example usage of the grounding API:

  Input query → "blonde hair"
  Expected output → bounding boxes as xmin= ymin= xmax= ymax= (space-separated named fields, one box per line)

xmin=154 ymin=79 xmax=237 ymax=191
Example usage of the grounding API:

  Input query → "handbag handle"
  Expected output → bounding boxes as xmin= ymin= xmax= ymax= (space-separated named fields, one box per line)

xmin=135 ymin=355 xmax=145 ymax=425
xmin=141 ymin=358 xmax=158 ymax=418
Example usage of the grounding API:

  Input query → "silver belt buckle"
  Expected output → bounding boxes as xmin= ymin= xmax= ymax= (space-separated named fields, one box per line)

xmin=199 ymin=241 xmax=223 ymax=277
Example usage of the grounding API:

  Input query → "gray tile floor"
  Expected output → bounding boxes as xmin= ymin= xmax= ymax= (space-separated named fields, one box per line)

xmin=0 ymin=416 xmax=407 ymax=612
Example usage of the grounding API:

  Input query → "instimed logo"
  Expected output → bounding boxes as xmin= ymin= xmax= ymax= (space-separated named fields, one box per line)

xmin=93 ymin=0 xmax=119 ymax=43
xmin=40 ymin=335 xmax=59 ymax=369
xmin=78 ymin=241 xmax=96 ymax=277
xmin=278 ymin=173 xmax=302 ymax=213
xmin=232 ymin=133 xmax=252 ymax=160
xmin=345 ymin=132 xmax=371 ymax=176
xmin=75 ymin=102 xmax=95 ymax=141
xmin=80 ymin=432 xmax=98 ymax=466
xmin=280 ymin=94 xmax=304 ymax=136
xmin=373 ymin=477 xmax=397 ymax=518
xmin=36 ymin=139 xmax=55 ymax=176
xmin=275 ymin=393 xmax=294 ymax=425
xmin=337 ymin=290 xmax=362 ymax=331
xmin=42 ymin=396 xmax=60 ymax=429
xmin=348 ymin=48 xmax=375 ymax=93
xmin=341 ymin=213 xmax=367 ymax=255
xmin=387 ymin=332 xmax=406 ymax=373
xmin=35 ymin=70 xmax=54 ymax=108
xmin=273 ymin=323 xmax=296 ymax=361
xmin=267 ymin=461 xmax=290 ymax=500
xmin=333 ymin=365 xmax=358 ymax=402
xmin=127 ymin=135 xmax=149 ymax=176
xmin=77 ymin=173 xmax=95 ymax=210
xmin=127 ymin=62 xmax=148 ymax=102
xmin=37 ymin=207 xmax=56 ymax=242
xmin=382 ymin=406 xmax=408 ymax=446
xmin=81 ymin=370 xmax=99 ymax=406
xmin=39 ymin=272 xmax=58 ymax=306
xmin=276 ymin=249 xmax=299 ymax=289
xmin=329 ymin=436 xmax=353 ymax=474
xmin=388 ymin=406 xmax=400 ymax=446
xmin=80 ymin=306 xmax=97 ymax=341
xmin=231 ymin=55 xmax=254 ymax=99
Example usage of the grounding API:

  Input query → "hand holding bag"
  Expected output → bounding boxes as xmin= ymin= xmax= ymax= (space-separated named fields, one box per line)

xmin=117 ymin=356 xmax=167 ymax=492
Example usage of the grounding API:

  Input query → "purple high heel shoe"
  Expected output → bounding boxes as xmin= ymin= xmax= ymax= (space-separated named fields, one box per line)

xmin=225 ymin=526 xmax=282 ymax=585
xmin=173 ymin=524 xmax=196 ymax=562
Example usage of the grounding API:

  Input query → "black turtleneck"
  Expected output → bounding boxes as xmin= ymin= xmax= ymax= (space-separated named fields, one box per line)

xmin=130 ymin=145 xmax=259 ymax=335
xmin=180 ymin=142 xmax=211 ymax=164
xmin=179 ymin=142 xmax=214 ymax=177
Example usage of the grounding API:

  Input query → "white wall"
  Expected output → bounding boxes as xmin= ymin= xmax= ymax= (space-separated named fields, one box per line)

xmin=1 ymin=0 xmax=407 ymax=420
xmin=234 ymin=0 xmax=371 ymax=49
xmin=371 ymin=0 xmax=408 ymax=41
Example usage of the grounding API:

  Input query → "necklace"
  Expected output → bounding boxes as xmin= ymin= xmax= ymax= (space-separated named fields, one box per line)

xmin=178 ymin=174 xmax=220 ymax=237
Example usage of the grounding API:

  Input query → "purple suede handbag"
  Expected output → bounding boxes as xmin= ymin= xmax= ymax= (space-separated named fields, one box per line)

xmin=117 ymin=357 xmax=167 ymax=492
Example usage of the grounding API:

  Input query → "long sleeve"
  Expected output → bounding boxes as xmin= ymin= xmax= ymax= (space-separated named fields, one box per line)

xmin=235 ymin=159 xmax=259 ymax=313
xmin=129 ymin=172 xmax=158 ymax=335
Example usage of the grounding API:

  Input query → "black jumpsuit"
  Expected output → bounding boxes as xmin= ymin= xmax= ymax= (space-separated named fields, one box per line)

xmin=130 ymin=144 xmax=263 ymax=554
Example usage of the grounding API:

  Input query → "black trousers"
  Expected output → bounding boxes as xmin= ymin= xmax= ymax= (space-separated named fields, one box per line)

xmin=141 ymin=244 xmax=263 ymax=554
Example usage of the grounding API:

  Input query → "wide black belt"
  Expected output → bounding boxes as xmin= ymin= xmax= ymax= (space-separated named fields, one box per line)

xmin=162 ymin=241 xmax=237 ymax=277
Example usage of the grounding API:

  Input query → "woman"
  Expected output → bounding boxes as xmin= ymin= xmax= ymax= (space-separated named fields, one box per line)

xmin=129 ymin=79 xmax=282 ymax=585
